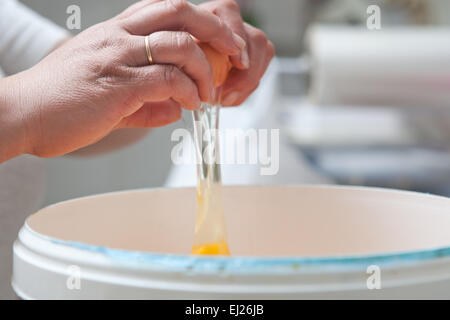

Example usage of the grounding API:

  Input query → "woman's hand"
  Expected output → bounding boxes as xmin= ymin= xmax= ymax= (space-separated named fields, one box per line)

xmin=1 ymin=0 xmax=246 ymax=161
xmin=199 ymin=0 xmax=275 ymax=106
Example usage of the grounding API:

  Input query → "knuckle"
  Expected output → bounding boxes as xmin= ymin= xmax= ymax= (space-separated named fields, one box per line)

xmin=173 ymin=32 xmax=194 ymax=52
xmin=216 ymin=18 xmax=231 ymax=39
xmin=245 ymin=23 xmax=268 ymax=44
xmin=87 ymin=58 xmax=127 ymax=90
xmin=90 ymin=23 xmax=123 ymax=51
xmin=253 ymin=29 xmax=268 ymax=43
xmin=114 ymin=36 xmax=135 ymax=61
xmin=91 ymin=34 xmax=114 ymax=52
xmin=166 ymin=0 xmax=191 ymax=15
xmin=163 ymin=65 xmax=179 ymax=85
xmin=87 ymin=59 xmax=114 ymax=79
xmin=86 ymin=59 xmax=104 ymax=76
xmin=150 ymin=32 xmax=164 ymax=52
xmin=223 ymin=0 xmax=240 ymax=12
xmin=87 ymin=28 xmax=131 ymax=71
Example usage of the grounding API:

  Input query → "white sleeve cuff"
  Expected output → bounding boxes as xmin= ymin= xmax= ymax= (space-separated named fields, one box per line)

xmin=0 ymin=0 xmax=70 ymax=75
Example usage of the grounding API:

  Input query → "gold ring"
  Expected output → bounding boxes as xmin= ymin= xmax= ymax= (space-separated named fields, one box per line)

xmin=145 ymin=35 xmax=153 ymax=65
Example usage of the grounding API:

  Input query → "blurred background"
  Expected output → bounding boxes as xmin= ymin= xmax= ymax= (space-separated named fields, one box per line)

xmin=19 ymin=0 xmax=450 ymax=205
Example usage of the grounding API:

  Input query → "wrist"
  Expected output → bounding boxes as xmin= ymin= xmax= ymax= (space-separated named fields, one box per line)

xmin=0 ymin=73 xmax=34 ymax=162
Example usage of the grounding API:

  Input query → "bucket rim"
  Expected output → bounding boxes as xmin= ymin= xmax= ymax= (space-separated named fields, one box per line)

xmin=24 ymin=223 xmax=450 ymax=273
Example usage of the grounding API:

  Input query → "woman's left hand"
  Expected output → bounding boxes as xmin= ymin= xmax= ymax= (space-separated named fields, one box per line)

xmin=200 ymin=0 xmax=275 ymax=106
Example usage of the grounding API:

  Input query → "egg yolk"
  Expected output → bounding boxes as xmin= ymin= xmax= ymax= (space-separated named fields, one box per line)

xmin=191 ymin=240 xmax=230 ymax=256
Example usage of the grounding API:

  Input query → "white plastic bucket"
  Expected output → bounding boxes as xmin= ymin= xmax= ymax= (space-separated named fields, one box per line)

xmin=12 ymin=185 xmax=450 ymax=299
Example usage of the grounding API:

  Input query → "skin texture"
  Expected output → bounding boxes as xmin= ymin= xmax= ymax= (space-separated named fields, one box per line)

xmin=0 ymin=0 xmax=274 ymax=163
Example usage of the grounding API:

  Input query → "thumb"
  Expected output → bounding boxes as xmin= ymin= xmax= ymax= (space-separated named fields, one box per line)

xmin=117 ymin=100 xmax=182 ymax=128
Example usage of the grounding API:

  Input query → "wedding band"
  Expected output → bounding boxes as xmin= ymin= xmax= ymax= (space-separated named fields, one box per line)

xmin=145 ymin=35 xmax=153 ymax=65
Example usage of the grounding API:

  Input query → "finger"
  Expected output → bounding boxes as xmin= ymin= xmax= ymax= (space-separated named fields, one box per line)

xmin=223 ymin=82 xmax=260 ymax=107
xmin=115 ymin=0 xmax=162 ymax=19
xmin=116 ymin=0 xmax=162 ymax=19
xmin=128 ymin=32 xmax=214 ymax=102
xmin=221 ymin=43 xmax=273 ymax=106
xmin=127 ymin=64 xmax=201 ymax=111
xmin=221 ymin=24 xmax=274 ymax=106
xmin=121 ymin=0 xmax=245 ymax=56
xmin=202 ymin=0 xmax=249 ymax=70
xmin=119 ymin=100 xmax=182 ymax=128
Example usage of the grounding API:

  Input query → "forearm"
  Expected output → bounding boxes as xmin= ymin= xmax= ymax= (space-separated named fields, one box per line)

xmin=0 ymin=73 xmax=30 ymax=163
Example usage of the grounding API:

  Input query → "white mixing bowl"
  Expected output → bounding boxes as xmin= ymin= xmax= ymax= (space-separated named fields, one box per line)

xmin=12 ymin=185 xmax=450 ymax=299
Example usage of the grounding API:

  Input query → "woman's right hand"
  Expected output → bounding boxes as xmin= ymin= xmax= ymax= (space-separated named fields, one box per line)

xmin=2 ymin=0 xmax=245 ymax=160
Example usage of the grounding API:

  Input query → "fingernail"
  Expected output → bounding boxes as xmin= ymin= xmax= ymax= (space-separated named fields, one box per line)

xmin=232 ymin=33 xmax=246 ymax=51
xmin=222 ymin=91 xmax=240 ymax=106
xmin=240 ymin=49 xmax=250 ymax=69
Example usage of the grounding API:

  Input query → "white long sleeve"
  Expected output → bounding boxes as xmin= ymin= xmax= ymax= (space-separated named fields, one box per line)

xmin=0 ymin=0 xmax=68 ymax=299
xmin=0 ymin=0 xmax=69 ymax=75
